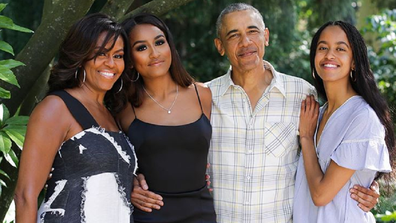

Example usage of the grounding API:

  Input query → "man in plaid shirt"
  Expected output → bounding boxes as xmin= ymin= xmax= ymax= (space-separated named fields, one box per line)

xmin=130 ymin=3 xmax=380 ymax=223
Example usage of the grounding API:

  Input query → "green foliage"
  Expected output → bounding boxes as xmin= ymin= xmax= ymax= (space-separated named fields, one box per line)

xmin=361 ymin=9 xmax=396 ymax=223
xmin=371 ymin=180 xmax=396 ymax=222
xmin=361 ymin=9 xmax=396 ymax=126
xmin=0 ymin=3 xmax=30 ymax=199
xmin=0 ymin=0 xmax=40 ymax=60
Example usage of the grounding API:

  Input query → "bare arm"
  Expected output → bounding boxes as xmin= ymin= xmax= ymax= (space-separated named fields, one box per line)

xmin=131 ymin=173 xmax=164 ymax=212
xmin=14 ymin=97 xmax=71 ymax=222
xmin=299 ymin=96 xmax=356 ymax=206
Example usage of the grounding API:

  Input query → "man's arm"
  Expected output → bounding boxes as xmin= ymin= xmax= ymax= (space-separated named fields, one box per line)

xmin=350 ymin=181 xmax=380 ymax=212
xmin=131 ymin=174 xmax=164 ymax=212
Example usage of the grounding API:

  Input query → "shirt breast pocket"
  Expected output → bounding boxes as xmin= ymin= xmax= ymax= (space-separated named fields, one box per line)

xmin=264 ymin=122 xmax=297 ymax=157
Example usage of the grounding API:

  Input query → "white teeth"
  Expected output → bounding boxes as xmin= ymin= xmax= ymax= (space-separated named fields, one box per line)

xmin=100 ymin=72 xmax=115 ymax=77
xmin=323 ymin=64 xmax=337 ymax=68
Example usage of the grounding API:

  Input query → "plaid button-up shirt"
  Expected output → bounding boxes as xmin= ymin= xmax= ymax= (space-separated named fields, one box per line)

xmin=207 ymin=60 xmax=316 ymax=223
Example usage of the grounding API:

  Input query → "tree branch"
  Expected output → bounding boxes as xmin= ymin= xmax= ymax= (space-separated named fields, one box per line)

xmin=101 ymin=0 xmax=135 ymax=21
xmin=0 ymin=0 xmax=95 ymax=115
xmin=121 ymin=0 xmax=195 ymax=20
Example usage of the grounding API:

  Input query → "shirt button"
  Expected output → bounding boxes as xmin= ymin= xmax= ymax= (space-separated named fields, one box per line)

xmin=248 ymin=150 xmax=253 ymax=154
xmin=247 ymin=175 xmax=251 ymax=180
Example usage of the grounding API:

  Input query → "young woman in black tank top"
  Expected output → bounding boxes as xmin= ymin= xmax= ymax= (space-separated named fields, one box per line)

xmin=116 ymin=13 xmax=216 ymax=223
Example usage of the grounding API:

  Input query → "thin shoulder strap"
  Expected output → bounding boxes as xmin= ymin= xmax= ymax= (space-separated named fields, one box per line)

xmin=49 ymin=90 xmax=99 ymax=130
xmin=193 ymin=83 xmax=204 ymax=113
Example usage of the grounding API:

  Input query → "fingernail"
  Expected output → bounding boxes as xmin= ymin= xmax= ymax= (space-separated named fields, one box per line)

xmin=354 ymin=185 xmax=358 ymax=189
xmin=351 ymin=194 xmax=356 ymax=199
xmin=143 ymin=185 xmax=148 ymax=190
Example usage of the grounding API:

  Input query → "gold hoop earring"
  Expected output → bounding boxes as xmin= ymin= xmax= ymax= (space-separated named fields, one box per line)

xmin=82 ymin=69 xmax=86 ymax=83
xmin=132 ymin=72 xmax=140 ymax=82
xmin=350 ymin=70 xmax=356 ymax=82
xmin=75 ymin=67 xmax=86 ymax=83
xmin=116 ymin=79 xmax=123 ymax=93
xmin=312 ymin=70 xmax=316 ymax=79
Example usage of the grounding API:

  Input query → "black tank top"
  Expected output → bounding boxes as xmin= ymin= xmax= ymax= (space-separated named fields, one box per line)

xmin=128 ymin=84 xmax=211 ymax=193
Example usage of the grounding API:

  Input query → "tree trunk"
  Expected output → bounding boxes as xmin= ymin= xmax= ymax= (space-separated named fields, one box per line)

xmin=0 ymin=0 xmax=96 ymax=115
xmin=101 ymin=0 xmax=135 ymax=20
xmin=121 ymin=0 xmax=194 ymax=20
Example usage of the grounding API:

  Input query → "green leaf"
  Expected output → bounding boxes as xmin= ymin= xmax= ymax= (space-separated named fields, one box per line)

xmin=3 ymin=150 xmax=16 ymax=167
xmin=5 ymin=116 xmax=29 ymax=126
xmin=0 ymin=87 xmax=10 ymax=99
xmin=0 ymin=168 xmax=10 ymax=180
xmin=0 ymin=179 xmax=6 ymax=187
xmin=0 ymin=40 xmax=14 ymax=55
xmin=0 ymin=15 xmax=12 ymax=27
xmin=4 ymin=125 xmax=27 ymax=138
xmin=0 ymin=66 xmax=20 ymax=87
xmin=4 ymin=128 xmax=25 ymax=148
xmin=0 ymin=131 xmax=12 ymax=154
xmin=0 ymin=4 xmax=7 ymax=13
xmin=0 ymin=59 xmax=24 ymax=69
xmin=0 ymin=103 xmax=10 ymax=123
xmin=8 ymin=148 xmax=18 ymax=166
xmin=0 ymin=16 xmax=33 ymax=33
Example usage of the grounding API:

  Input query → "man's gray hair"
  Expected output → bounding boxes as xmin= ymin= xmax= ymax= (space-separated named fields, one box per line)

xmin=215 ymin=3 xmax=265 ymax=38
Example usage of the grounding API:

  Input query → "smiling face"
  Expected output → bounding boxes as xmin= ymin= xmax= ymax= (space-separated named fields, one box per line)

xmin=314 ymin=25 xmax=354 ymax=84
xmin=128 ymin=24 xmax=172 ymax=80
xmin=83 ymin=32 xmax=125 ymax=92
xmin=215 ymin=9 xmax=269 ymax=74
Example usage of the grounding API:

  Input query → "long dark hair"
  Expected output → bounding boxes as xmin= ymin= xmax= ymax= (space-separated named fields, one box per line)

xmin=48 ymin=13 xmax=132 ymax=113
xmin=310 ymin=21 xmax=395 ymax=178
xmin=121 ymin=13 xmax=194 ymax=107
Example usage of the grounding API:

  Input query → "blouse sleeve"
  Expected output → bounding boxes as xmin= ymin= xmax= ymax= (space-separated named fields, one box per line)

xmin=330 ymin=107 xmax=392 ymax=172
xmin=331 ymin=139 xmax=391 ymax=172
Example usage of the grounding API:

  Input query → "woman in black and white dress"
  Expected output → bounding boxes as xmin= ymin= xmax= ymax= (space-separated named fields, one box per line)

xmin=15 ymin=13 xmax=137 ymax=223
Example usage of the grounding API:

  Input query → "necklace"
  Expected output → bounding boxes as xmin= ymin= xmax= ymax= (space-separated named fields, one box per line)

xmin=143 ymin=85 xmax=179 ymax=114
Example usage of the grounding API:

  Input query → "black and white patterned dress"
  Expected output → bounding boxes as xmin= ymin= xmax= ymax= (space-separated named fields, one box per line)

xmin=37 ymin=90 xmax=137 ymax=223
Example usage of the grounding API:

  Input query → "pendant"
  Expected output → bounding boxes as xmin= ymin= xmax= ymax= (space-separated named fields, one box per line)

xmin=168 ymin=110 xmax=171 ymax=114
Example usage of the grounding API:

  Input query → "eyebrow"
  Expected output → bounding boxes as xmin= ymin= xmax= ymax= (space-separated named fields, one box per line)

xmin=132 ymin=34 xmax=165 ymax=47
xmin=94 ymin=47 xmax=124 ymax=52
xmin=225 ymin=25 xmax=260 ymax=37
xmin=114 ymin=48 xmax=124 ymax=53
xmin=318 ymin=40 xmax=350 ymax=48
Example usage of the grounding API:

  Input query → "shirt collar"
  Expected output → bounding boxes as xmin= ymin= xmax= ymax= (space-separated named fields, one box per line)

xmin=219 ymin=60 xmax=286 ymax=97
